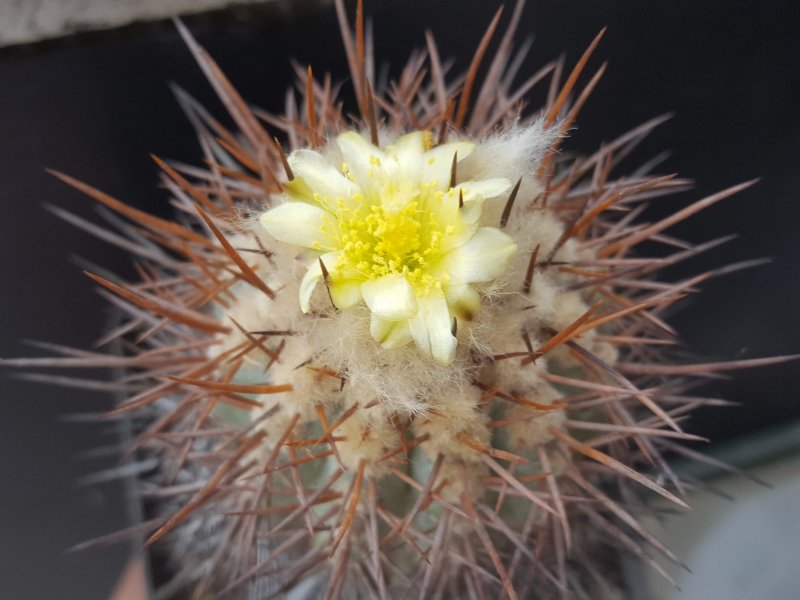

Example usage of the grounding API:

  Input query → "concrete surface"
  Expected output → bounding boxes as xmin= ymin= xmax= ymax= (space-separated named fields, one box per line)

xmin=643 ymin=447 xmax=800 ymax=600
xmin=0 ymin=0 xmax=282 ymax=46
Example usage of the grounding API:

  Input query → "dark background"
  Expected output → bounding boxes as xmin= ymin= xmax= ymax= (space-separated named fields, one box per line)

xmin=1 ymin=1 xmax=798 ymax=598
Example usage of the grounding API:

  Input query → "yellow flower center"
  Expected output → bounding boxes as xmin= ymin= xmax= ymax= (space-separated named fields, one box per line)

xmin=321 ymin=185 xmax=453 ymax=294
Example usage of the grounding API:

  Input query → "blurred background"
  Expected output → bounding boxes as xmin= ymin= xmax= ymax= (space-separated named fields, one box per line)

xmin=1 ymin=0 xmax=798 ymax=598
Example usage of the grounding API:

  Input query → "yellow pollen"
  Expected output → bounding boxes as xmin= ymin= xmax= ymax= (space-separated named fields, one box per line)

xmin=422 ymin=130 xmax=434 ymax=151
xmin=333 ymin=192 xmax=449 ymax=293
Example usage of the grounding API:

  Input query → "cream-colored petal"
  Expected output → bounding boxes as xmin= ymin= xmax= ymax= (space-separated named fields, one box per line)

xmin=299 ymin=263 xmax=321 ymax=313
xmin=380 ymin=182 xmax=420 ymax=213
xmin=450 ymin=178 xmax=512 ymax=224
xmin=336 ymin=131 xmax=393 ymax=185
xmin=288 ymin=149 xmax=356 ymax=203
xmin=462 ymin=178 xmax=512 ymax=198
xmin=444 ymin=284 xmax=481 ymax=322
xmin=425 ymin=186 xmax=478 ymax=252
xmin=330 ymin=280 xmax=362 ymax=309
xmin=439 ymin=227 xmax=517 ymax=284
xmin=370 ymin=314 xmax=413 ymax=349
xmin=441 ymin=219 xmax=479 ymax=254
xmin=260 ymin=202 xmax=330 ymax=249
xmin=298 ymin=252 xmax=339 ymax=312
xmin=282 ymin=177 xmax=316 ymax=204
xmin=408 ymin=293 xmax=457 ymax=365
xmin=440 ymin=187 xmax=484 ymax=230
xmin=458 ymin=195 xmax=485 ymax=225
xmin=421 ymin=141 xmax=475 ymax=190
xmin=458 ymin=178 xmax=513 ymax=201
xmin=361 ymin=274 xmax=418 ymax=321
xmin=387 ymin=131 xmax=426 ymax=175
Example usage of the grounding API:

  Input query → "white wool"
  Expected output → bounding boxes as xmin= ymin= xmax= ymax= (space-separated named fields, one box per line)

xmin=487 ymin=354 xmax=549 ymax=398
xmin=549 ymin=290 xmax=593 ymax=331
xmin=504 ymin=383 xmax=566 ymax=450
xmin=274 ymin=339 xmax=340 ymax=400
xmin=468 ymin=296 xmax=527 ymax=355
xmin=467 ymin=205 xmax=594 ymax=376
xmin=307 ymin=306 xmax=475 ymax=415
xmin=427 ymin=458 xmax=488 ymax=505
xmin=508 ymin=208 xmax=570 ymax=259
xmin=248 ymin=338 xmax=343 ymax=461
xmin=541 ymin=290 xmax=599 ymax=368
xmin=462 ymin=118 xmax=557 ymax=183
xmin=461 ymin=120 xmax=557 ymax=230
xmin=207 ymin=226 xmax=312 ymax=366
xmin=251 ymin=399 xmax=296 ymax=452
xmin=591 ymin=340 xmax=619 ymax=366
xmin=525 ymin=274 xmax=559 ymax=321
xmin=334 ymin=403 xmax=398 ymax=476
xmin=413 ymin=386 xmax=489 ymax=463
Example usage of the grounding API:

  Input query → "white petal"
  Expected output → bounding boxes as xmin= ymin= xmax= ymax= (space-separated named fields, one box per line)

xmin=387 ymin=131 xmax=426 ymax=175
xmin=458 ymin=178 xmax=512 ymax=200
xmin=287 ymin=149 xmax=356 ymax=202
xmin=440 ymin=187 xmax=484 ymax=229
xmin=298 ymin=252 xmax=339 ymax=312
xmin=330 ymin=280 xmax=362 ymax=309
xmin=299 ymin=263 xmax=321 ymax=313
xmin=439 ymin=227 xmax=517 ymax=284
xmin=370 ymin=314 xmax=413 ymax=348
xmin=408 ymin=293 xmax=457 ymax=365
xmin=451 ymin=178 xmax=513 ymax=224
xmin=441 ymin=221 xmax=480 ymax=253
xmin=421 ymin=141 xmax=475 ymax=190
xmin=361 ymin=275 xmax=418 ymax=320
xmin=444 ymin=284 xmax=481 ymax=321
xmin=425 ymin=186 xmax=478 ymax=252
xmin=260 ymin=202 xmax=330 ymax=249
xmin=336 ymin=131 xmax=393 ymax=184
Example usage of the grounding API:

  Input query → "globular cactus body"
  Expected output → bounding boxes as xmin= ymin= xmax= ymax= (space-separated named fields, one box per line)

xmin=7 ymin=1 xmax=797 ymax=599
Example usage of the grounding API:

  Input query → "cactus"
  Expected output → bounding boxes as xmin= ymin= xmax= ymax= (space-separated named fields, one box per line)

xmin=5 ymin=1 xmax=798 ymax=598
